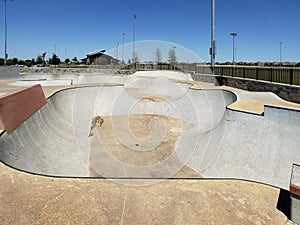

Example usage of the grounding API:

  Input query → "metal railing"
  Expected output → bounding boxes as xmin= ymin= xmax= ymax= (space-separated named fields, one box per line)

xmin=169 ymin=64 xmax=300 ymax=86
xmin=212 ymin=66 xmax=300 ymax=86
xmin=56 ymin=63 xmax=300 ymax=86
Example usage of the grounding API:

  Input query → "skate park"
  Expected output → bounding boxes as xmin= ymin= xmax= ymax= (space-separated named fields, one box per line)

xmin=0 ymin=66 xmax=300 ymax=224
xmin=0 ymin=0 xmax=299 ymax=222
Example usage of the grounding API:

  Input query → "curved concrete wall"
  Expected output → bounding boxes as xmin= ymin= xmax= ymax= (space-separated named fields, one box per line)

xmin=0 ymin=85 xmax=235 ymax=178
xmin=192 ymin=106 xmax=300 ymax=189
xmin=0 ymin=77 xmax=299 ymax=190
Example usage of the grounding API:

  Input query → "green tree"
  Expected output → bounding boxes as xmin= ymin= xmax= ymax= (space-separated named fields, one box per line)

xmin=6 ymin=59 xmax=13 ymax=65
xmin=6 ymin=58 xmax=18 ymax=65
xmin=65 ymin=58 xmax=70 ymax=64
xmin=168 ymin=48 xmax=177 ymax=64
xmin=36 ymin=55 xmax=43 ymax=65
xmin=72 ymin=57 xmax=78 ymax=64
xmin=24 ymin=60 xmax=33 ymax=67
xmin=18 ymin=60 xmax=25 ymax=66
xmin=12 ymin=58 xmax=18 ymax=65
xmin=155 ymin=48 xmax=162 ymax=63
xmin=49 ymin=54 xmax=61 ymax=65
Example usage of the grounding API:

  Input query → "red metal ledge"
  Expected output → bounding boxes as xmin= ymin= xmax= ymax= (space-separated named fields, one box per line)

xmin=0 ymin=84 xmax=46 ymax=134
xmin=290 ymin=184 xmax=300 ymax=197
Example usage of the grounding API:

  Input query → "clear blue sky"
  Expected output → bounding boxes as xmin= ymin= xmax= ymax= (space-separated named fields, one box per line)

xmin=1 ymin=0 xmax=299 ymax=62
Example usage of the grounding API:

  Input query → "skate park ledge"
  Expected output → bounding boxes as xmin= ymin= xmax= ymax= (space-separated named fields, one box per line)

xmin=0 ymin=84 xmax=46 ymax=134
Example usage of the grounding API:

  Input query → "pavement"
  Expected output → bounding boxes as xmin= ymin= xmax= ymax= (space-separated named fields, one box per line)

xmin=0 ymin=70 xmax=299 ymax=224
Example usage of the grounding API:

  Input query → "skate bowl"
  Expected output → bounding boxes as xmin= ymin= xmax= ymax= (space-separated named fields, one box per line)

xmin=0 ymin=71 xmax=300 ymax=190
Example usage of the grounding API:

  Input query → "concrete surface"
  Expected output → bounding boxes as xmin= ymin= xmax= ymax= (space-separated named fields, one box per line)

xmin=0 ymin=70 xmax=299 ymax=224
xmin=291 ymin=194 xmax=300 ymax=224
xmin=0 ymin=66 xmax=19 ymax=79
xmin=0 ymin=71 xmax=299 ymax=190
xmin=0 ymin=162 xmax=292 ymax=225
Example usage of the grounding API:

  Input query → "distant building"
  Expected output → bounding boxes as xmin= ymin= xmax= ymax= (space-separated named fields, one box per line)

xmin=82 ymin=50 xmax=120 ymax=65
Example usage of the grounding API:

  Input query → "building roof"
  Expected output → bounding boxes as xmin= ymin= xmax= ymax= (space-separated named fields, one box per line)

xmin=86 ymin=49 xmax=106 ymax=57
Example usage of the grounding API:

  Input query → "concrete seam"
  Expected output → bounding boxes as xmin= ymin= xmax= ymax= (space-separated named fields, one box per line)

xmin=120 ymin=187 xmax=128 ymax=225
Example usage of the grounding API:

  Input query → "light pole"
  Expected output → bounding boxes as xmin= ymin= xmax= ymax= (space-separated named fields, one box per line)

xmin=132 ymin=14 xmax=137 ymax=65
xmin=116 ymin=42 xmax=119 ymax=60
xmin=4 ymin=0 xmax=12 ymax=66
xmin=122 ymin=32 xmax=125 ymax=65
xmin=230 ymin=32 xmax=237 ymax=66
xmin=210 ymin=0 xmax=216 ymax=74
xmin=279 ymin=41 xmax=283 ymax=66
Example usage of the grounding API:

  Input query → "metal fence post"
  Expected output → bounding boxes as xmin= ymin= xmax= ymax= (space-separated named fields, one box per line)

xmin=290 ymin=68 xmax=294 ymax=85
xmin=256 ymin=67 xmax=259 ymax=80
xmin=270 ymin=68 xmax=273 ymax=83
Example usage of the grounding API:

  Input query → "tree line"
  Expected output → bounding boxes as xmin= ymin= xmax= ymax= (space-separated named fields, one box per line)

xmin=0 ymin=47 xmax=179 ymax=67
xmin=0 ymin=54 xmax=79 ymax=67
xmin=122 ymin=48 xmax=177 ymax=65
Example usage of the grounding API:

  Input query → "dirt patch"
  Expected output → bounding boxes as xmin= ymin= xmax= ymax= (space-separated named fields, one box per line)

xmin=88 ymin=114 xmax=200 ymax=178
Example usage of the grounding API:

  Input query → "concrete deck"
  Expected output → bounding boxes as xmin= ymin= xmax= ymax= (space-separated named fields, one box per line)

xmin=0 ymin=162 xmax=291 ymax=225
xmin=0 ymin=70 xmax=299 ymax=224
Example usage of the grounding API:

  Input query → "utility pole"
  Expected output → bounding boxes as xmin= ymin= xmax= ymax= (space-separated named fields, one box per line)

xmin=122 ymin=32 xmax=125 ymax=65
xmin=210 ymin=0 xmax=216 ymax=74
xmin=230 ymin=32 xmax=237 ymax=65
xmin=4 ymin=0 xmax=12 ymax=66
xmin=132 ymin=14 xmax=137 ymax=64
xmin=279 ymin=41 xmax=283 ymax=66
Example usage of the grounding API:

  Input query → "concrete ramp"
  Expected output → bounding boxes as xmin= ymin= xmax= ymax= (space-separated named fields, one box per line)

xmin=0 ymin=71 xmax=299 ymax=190
xmin=191 ymin=105 xmax=300 ymax=189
